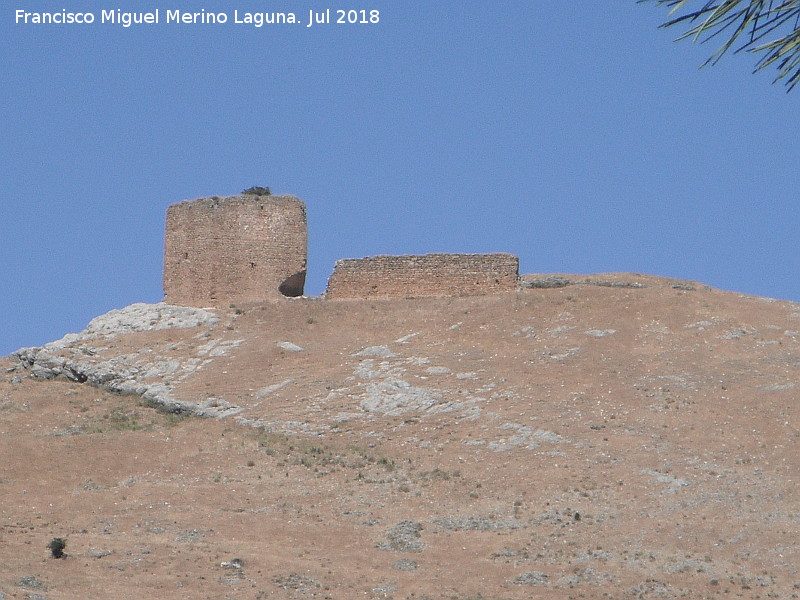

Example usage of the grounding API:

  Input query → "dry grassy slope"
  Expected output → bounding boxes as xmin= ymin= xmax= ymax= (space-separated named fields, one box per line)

xmin=2 ymin=273 xmax=799 ymax=600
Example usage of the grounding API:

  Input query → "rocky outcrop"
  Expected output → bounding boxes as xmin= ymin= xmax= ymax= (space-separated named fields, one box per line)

xmin=11 ymin=303 xmax=242 ymax=418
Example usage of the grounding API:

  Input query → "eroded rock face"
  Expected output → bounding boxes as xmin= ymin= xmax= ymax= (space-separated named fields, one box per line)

xmin=81 ymin=303 xmax=221 ymax=338
xmin=10 ymin=303 xmax=242 ymax=418
xmin=16 ymin=303 xmax=220 ymax=358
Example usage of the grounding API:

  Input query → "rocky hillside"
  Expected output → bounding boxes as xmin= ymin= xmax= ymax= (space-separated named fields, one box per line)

xmin=2 ymin=273 xmax=799 ymax=599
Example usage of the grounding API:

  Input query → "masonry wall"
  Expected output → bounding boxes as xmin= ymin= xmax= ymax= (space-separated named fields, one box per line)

xmin=325 ymin=253 xmax=519 ymax=299
xmin=163 ymin=195 xmax=307 ymax=307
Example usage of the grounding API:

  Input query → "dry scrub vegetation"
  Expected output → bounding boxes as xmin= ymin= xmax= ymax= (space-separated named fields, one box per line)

xmin=2 ymin=273 xmax=799 ymax=599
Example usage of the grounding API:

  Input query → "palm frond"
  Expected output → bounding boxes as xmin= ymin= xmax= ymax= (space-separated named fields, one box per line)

xmin=640 ymin=0 xmax=800 ymax=90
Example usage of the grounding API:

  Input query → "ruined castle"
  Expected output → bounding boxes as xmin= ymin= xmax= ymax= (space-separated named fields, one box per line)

xmin=163 ymin=193 xmax=519 ymax=306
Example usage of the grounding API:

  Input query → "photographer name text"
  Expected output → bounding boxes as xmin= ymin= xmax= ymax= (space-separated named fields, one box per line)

xmin=15 ymin=8 xmax=380 ymax=28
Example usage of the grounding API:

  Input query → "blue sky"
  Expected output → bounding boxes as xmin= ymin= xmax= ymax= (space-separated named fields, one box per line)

xmin=2 ymin=2 xmax=798 ymax=355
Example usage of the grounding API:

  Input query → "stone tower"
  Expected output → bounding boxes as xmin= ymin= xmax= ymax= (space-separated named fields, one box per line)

xmin=163 ymin=194 xmax=307 ymax=307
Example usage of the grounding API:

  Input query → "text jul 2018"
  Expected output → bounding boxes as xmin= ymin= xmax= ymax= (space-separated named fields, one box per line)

xmin=15 ymin=9 xmax=381 ymax=28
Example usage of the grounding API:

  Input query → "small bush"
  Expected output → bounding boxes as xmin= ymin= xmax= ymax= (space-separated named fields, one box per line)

xmin=242 ymin=186 xmax=271 ymax=196
xmin=48 ymin=537 xmax=66 ymax=558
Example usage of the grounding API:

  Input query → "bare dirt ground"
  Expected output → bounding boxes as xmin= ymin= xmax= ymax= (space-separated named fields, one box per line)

xmin=2 ymin=273 xmax=799 ymax=599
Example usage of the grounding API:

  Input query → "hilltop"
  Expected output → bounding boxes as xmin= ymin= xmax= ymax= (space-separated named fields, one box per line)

xmin=2 ymin=273 xmax=799 ymax=599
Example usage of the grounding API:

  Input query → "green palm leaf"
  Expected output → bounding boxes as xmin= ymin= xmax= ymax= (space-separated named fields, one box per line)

xmin=641 ymin=0 xmax=800 ymax=90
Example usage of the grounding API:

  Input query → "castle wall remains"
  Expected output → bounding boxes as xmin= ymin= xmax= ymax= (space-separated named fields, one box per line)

xmin=163 ymin=194 xmax=307 ymax=307
xmin=325 ymin=253 xmax=519 ymax=299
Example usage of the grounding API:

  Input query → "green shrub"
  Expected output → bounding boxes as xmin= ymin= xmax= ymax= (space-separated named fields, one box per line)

xmin=242 ymin=186 xmax=271 ymax=196
xmin=48 ymin=537 xmax=66 ymax=558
